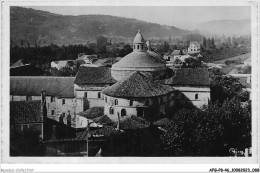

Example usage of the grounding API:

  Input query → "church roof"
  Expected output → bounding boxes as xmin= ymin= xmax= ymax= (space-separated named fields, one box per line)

xmin=112 ymin=51 xmax=165 ymax=69
xmin=164 ymin=68 xmax=210 ymax=86
xmin=75 ymin=66 xmax=116 ymax=85
xmin=133 ymin=30 xmax=145 ymax=44
xmin=10 ymin=76 xmax=75 ymax=98
xmin=102 ymin=71 xmax=175 ymax=98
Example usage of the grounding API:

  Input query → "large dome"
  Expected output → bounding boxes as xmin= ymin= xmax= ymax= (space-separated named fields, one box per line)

xmin=111 ymin=30 xmax=166 ymax=81
xmin=113 ymin=51 xmax=165 ymax=69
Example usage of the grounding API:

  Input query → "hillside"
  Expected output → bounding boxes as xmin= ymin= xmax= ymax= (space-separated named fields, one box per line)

xmin=10 ymin=7 xmax=191 ymax=46
xmin=195 ymin=19 xmax=251 ymax=36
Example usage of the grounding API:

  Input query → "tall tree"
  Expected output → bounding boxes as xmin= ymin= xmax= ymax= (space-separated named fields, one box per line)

xmin=202 ymin=37 xmax=207 ymax=48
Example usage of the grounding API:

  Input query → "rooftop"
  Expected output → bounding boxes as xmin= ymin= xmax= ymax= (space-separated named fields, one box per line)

xmin=74 ymin=66 xmax=116 ymax=85
xmin=10 ymin=100 xmax=43 ymax=124
xmin=10 ymin=76 xmax=75 ymax=98
xmin=115 ymin=115 xmax=150 ymax=130
xmin=133 ymin=30 xmax=145 ymax=44
xmin=102 ymin=72 xmax=175 ymax=98
xmin=92 ymin=115 xmax=114 ymax=125
xmin=164 ymin=68 xmax=210 ymax=86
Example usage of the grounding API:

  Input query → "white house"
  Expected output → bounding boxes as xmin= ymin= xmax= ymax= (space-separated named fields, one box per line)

xmin=188 ymin=41 xmax=201 ymax=54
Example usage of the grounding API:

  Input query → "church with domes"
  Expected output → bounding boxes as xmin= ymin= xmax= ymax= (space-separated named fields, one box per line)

xmin=74 ymin=30 xmax=211 ymax=123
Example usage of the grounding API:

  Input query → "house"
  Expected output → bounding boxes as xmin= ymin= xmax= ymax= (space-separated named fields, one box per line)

xmin=10 ymin=76 xmax=76 ymax=126
xmin=170 ymin=50 xmax=182 ymax=59
xmin=51 ymin=60 xmax=75 ymax=70
xmin=163 ymin=68 xmax=211 ymax=108
xmin=74 ymin=66 xmax=116 ymax=113
xmin=102 ymin=72 xmax=176 ymax=122
xmin=10 ymin=99 xmax=46 ymax=140
xmin=188 ymin=41 xmax=201 ymax=54
xmin=10 ymin=59 xmax=43 ymax=76
xmin=76 ymin=54 xmax=98 ymax=64
xmin=229 ymin=73 xmax=251 ymax=100
xmin=76 ymin=107 xmax=104 ymax=128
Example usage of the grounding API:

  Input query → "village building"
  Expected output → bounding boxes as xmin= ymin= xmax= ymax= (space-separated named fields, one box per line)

xmin=10 ymin=76 xmax=76 ymax=126
xmin=163 ymin=68 xmax=211 ymax=108
xmin=76 ymin=54 xmax=98 ymax=64
xmin=102 ymin=72 xmax=175 ymax=122
xmin=10 ymin=99 xmax=46 ymax=140
xmin=188 ymin=41 xmax=201 ymax=54
xmin=51 ymin=60 xmax=75 ymax=70
xmin=74 ymin=66 xmax=117 ymax=113
xmin=76 ymin=107 xmax=104 ymax=128
xmin=111 ymin=30 xmax=166 ymax=81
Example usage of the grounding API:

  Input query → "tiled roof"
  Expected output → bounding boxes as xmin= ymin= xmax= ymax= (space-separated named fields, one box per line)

xmin=92 ymin=115 xmax=114 ymax=125
xmin=133 ymin=30 xmax=145 ymax=44
xmin=10 ymin=100 xmax=43 ymax=124
xmin=171 ymin=50 xmax=182 ymax=56
xmin=76 ymin=126 xmax=120 ymax=140
xmin=115 ymin=116 xmax=150 ymax=130
xmin=190 ymin=42 xmax=201 ymax=49
xmin=77 ymin=107 xmax=104 ymax=119
xmin=164 ymin=68 xmax=210 ymax=86
xmin=102 ymin=72 xmax=175 ymax=98
xmin=153 ymin=118 xmax=172 ymax=126
xmin=112 ymin=51 xmax=165 ymax=69
xmin=10 ymin=76 xmax=75 ymax=98
xmin=10 ymin=59 xmax=25 ymax=68
xmin=74 ymin=66 xmax=116 ymax=85
xmin=147 ymin=50 xmax=165 ymax=63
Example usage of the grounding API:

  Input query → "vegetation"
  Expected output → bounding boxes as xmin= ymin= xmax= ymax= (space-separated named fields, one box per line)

xmin=161 ymin=97 xmax=251 ymax=156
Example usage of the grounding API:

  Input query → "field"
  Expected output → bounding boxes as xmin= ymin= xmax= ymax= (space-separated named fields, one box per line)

xmin=214 ymin=53 xmax=251 ymax=64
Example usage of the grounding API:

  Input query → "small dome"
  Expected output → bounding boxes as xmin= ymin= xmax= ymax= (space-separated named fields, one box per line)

xmin=133 ymin=30 xmax=145 ymax=44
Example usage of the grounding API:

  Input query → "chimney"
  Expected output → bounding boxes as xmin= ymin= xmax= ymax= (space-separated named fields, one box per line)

xmin=117 ymin=112 xmax=120 ymax=131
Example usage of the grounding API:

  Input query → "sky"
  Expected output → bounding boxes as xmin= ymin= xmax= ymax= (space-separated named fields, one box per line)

xmin=26 ymin=6 xmax=251 ymax=30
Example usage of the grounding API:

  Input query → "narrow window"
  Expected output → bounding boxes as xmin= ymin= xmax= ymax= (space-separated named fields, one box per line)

xmin=137 ymin=45 xmax=139 ymax=49
xmin=115 ymin=99 xmax=118 ymax=105
xmin=84 ymin=92 xmax=88 ymax=98
xmin=51 ymin=110 xmax=55 ymax=116
xmin=109 ymin=107 xmax=114 ymax=114
xmin=105 ymin=96 xmax=107 ymax=103
xmin=121 ymin=109 xmax=127 ymax=116
xmin=98 ymin=92 xmax=101 ymax=98
xmin=51 ymin=96 xmax=54 ymax=102
xmin=62 ymin=99 xmax=65 ymax=105
xmin=195 ymin=94 xmax=198 ymax=100
xmin=130 ymin=100 xmax=133 ymax=106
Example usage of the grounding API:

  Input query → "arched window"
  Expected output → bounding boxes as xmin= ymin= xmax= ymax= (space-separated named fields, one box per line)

xmin=84 ymin=92 xmax=88 ymax=98
xmin=121 ymin=109 xmax=126 ymax=116
xmin=195 ymin=94 xmax=198 ymax=100
xmin=109 ymin=107 xmax=114 ymax=114
xmin=105 ymin=96 xmax=107 ymax=103
xmin=115 ymin=99 xmax=118 ymax=105
xmin=130 ymin=100 xmax=133 ymax=106
xmin=98 ymin=92 xmax=101 ymax=98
